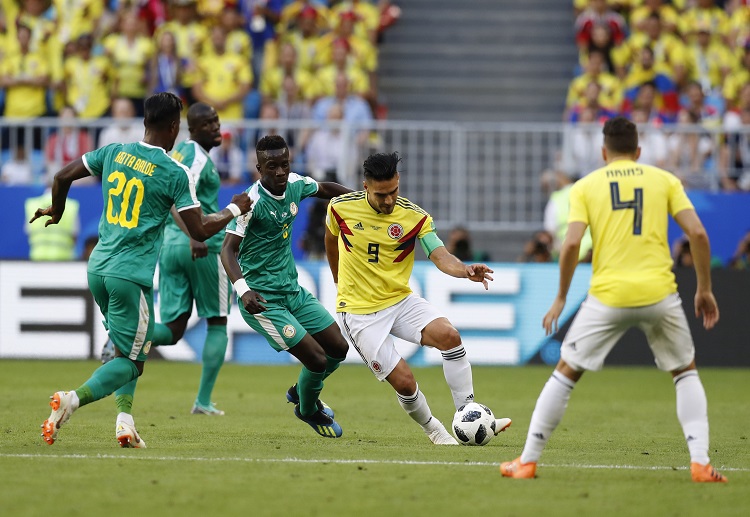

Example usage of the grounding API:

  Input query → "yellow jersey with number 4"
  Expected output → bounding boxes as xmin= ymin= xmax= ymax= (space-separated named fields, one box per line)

xmin=326 ymin=192 xmax=437 ymax=314
xmin=569 ymin=159 xmax=694 ymax=307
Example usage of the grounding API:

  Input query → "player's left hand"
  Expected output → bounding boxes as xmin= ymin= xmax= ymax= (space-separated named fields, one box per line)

xmin=466 ymin=263 xmax=494 ymax=290
xmin=190 ymin=240 xmax=208 ymax=260
xmin=29 ymin=205 xmax=61 ymax=227
xmin=241 ymin=290 xmax=267 ymax=314
xmin=695 ymin=290 xmax=719 ymax=330
xmin=542 ymin=296 xmax=566 ymax=335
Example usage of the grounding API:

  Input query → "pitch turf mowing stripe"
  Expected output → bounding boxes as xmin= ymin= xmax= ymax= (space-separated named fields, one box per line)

xmin=1 ymin=454 xmax=748 ymax=472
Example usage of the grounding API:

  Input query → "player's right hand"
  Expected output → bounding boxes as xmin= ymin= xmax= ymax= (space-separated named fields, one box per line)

xmin=241 ymin=290 xmax=267 ymax=314
xmin=29 ymin=206 xmax=61 ymax=227
xmin=231 ymin=192 xmax=253 ymax=214
xmin=542 ymin=296 xmax=566 ymax=335
xmin=695 ymin=291 xmax=719 ymax=330
xmin=190 ymin=239 xmax=208 ymax=260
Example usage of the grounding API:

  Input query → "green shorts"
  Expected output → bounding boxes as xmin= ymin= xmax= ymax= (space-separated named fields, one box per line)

xmin=239 ymin=286 xmax=335 ymax=352
xmin=88 ymin=273 xmax=153 ymax=361
xmin=158 ymin=245 xmax=232 ymax=323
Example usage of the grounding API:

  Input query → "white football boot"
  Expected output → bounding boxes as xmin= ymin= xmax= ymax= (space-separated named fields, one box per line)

xmin=116 ymin=414 xmax=147 ymax=448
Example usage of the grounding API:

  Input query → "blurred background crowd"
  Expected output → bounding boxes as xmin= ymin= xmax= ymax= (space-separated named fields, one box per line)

xmin=2 ymin=0 xmax=749 ymax=269
xmin=0 ymin=0 xmax=400 ymax=185
xmin=564 ymin=0 xmax=750 ymax=191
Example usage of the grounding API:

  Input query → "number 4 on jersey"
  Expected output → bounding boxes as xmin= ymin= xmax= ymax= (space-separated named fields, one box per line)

xmin=610 ymin=182 xmax=643 ymax=235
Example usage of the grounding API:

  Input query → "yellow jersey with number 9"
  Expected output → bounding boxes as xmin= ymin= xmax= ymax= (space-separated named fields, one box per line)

xmin=82 ymin=141 xmax=200 ymax=287
xmin=568 ymin=159 xmax=694 ymax=307
xmin=326 ymin=192 xmax=437 ymax=314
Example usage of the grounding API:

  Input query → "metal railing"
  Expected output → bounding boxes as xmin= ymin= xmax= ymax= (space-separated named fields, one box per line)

xmin=1 ymin=118 xmax=749 ymax=231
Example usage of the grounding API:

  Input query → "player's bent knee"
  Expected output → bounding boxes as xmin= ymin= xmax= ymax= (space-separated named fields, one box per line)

xmin=329 ymin=337 xmax=349 ymax=358
xmin=445 ymin=327 xmax=462 ymax=348
xmin=388 ymin=368 xmax=417 ymax=396
xmin=306 ymin=351 xmax=328 ymax=373
xmin=431 ymin=327 xmax=461 ymax=350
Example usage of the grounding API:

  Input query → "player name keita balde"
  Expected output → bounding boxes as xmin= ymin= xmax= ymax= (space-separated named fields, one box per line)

xmin=114 ymin=151 xmax=157 ymax=176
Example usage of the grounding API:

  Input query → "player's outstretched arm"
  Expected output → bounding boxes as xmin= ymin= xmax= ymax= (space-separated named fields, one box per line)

xmin=29 ymin=158 xmax=90 ymax=226
xmin=324 ymin=226 xmax=340 ymax=283
xmin=179 ymin=192 xmax=253 ymax=242
xmin=674 ymin=209 xmax=719 ymax=329
xmin=428 ymin=246 xmax=494 ymax=290
xmin=220 ymin=233 xmax=267 ymax=313
xmin=169 ymin=206 xmax=208 ymax=260
xmin=542 ymin=221 xmax=586 ymax=335
xmin=315 ymin=182 xmax=353 ymax=200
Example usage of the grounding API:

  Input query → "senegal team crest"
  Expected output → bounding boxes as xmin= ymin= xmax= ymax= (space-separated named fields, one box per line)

xmin=387 ymin=223 xmax=404 ymax=240
xmin=290 ymin=202 xmax=298 ymax=215
xmin=282 ymin=325 xmax=296 ymax=339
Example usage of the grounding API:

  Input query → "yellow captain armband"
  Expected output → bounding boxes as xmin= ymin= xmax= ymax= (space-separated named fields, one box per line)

xmin=419 ymin=232 xmax=444 ymax=258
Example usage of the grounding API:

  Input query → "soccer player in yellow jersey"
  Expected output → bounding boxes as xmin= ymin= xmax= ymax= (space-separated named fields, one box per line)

xmin=325 ymin=152 xmax=511 ymax=445
xmin=501 ymin=117 xmax=726 ymax=483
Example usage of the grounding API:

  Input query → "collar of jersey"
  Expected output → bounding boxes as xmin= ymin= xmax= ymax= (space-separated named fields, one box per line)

xmin=259 ymin=180 xmax=287 ymax=200
xmin=137 ymin=141 xmax=166 ymax=153
xmin=364 ymin=196 xmax=390 ymax=215
xmin=185 ymin=139 xmax=210 ymax=157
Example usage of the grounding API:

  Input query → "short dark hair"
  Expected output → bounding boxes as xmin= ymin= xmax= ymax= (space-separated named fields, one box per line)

xmin=186 ymin=102 xmax=214 ymax=127
xmin=256 ymin=134 xmax=288 ymax=153
xmin=603 ymin=116 xmax=639 ymax=154
xmin=363 ymin=152 xmax=401 ymax=181
xmin=144 ymin=92 xmax=182 ymax=130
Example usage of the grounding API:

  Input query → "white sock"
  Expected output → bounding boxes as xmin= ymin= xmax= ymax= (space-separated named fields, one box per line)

xmin=441 ymin=345 xmax=474 ymax=410
xmin=69 ymin=390 xmax=80 ymax=411
xmin=116 ymin=412 xmax=134 ymax=426
xmin=520 ymin=371 xmax=576 ymax=464
xmin=397 ymin=384 xmax=434 ymax=427
xmin=674 ymin=370 xmax=710 ymax=465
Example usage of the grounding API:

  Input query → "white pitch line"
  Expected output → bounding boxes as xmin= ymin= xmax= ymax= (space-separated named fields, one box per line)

xmin=0 ymin=453 xmax=748 ymax=472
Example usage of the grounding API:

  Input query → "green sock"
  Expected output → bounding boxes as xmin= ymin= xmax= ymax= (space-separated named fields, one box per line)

xmin=196 ymin=325 xmax=228 ymax=406
xmin=297 ymin=367 xmax=326 ymax=416
xmin=75 ymin=357 xmax=139 ymax=407
xmin=152 ymin=323 xmax=174 ymax=346
xmin=323 ymin=354 xmax=346 ymax=380
xmin=114 ymin=378 xmax=138 ymax=414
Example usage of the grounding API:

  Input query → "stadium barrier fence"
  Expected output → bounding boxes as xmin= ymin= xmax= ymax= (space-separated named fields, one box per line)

xmin=2 ymin=118 xmax=749 ymax=233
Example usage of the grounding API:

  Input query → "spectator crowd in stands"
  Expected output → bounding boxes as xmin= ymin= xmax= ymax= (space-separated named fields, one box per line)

xmin=566 ymin=0 xmax=750 ymax=191
xmin=0 ymin=0 xmax=400 ymax=185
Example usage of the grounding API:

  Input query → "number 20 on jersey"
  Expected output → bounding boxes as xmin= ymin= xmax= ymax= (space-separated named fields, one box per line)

xmin=106 ymin=171 xmax=145 ymax=229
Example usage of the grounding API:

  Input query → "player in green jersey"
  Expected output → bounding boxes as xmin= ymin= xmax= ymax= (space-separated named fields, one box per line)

xmin=33 ymin=92 xmax=253 ymax=448
xmin=149 ymin=102 xmax=233 ymax=416
xmin=221 ymin=135 xmax=351 ymax=438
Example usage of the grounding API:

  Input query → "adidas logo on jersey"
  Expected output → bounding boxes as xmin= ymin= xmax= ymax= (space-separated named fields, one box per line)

xmin=353 ymin=222 xmax=364 ymax=230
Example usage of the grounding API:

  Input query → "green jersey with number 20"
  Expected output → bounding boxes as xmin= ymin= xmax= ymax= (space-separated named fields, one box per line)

xmin=226 ymin=173 xmax=318 ymax=296
xmin=83 ymin=141 xmax=200 ymax=287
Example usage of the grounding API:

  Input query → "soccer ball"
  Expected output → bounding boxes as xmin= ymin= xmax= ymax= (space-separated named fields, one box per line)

xmin=452 ymin=402 xmax=496 ymax=446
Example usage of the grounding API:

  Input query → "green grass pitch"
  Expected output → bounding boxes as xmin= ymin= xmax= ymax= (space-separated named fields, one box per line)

xmin=1 ymin=360 xmax=747 ymax=516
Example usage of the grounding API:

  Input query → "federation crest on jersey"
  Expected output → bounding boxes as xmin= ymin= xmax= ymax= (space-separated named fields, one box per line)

xmin=387 ymin=223 xmax=404 ymax=240
xmin=290 ymin=202 xmax=298 ymax=215
xmin=282 ymin=325 xmax=296 ymax=338
xmin=372 ymin=361 xmax=382 ymax=373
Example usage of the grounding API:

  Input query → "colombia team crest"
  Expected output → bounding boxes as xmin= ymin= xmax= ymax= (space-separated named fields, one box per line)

xmin=387 ymin=223 xmax=404 ymax=239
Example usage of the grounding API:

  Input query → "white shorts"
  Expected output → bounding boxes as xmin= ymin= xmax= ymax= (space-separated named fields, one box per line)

xmin=561 ymin=293 xmax=695 ymax=372
xmin=337 ymin=294 xmax=444 ymax=381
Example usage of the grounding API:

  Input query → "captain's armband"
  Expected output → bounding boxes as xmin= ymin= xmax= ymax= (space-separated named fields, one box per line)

xmin=419 ymin=232 xmax=444 ymax=258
